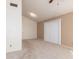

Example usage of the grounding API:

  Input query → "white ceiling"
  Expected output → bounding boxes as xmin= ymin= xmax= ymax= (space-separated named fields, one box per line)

xmin=22 ymin=0 xmax=73 ymax=22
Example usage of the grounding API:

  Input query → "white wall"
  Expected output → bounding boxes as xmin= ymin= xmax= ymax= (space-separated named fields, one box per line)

xmin=6 ymin=0 xmax=22 ymax=52
xmin=22 ymin=16 xmax=37 ymax=40
xmin=44 ymin=19 xmax=61 ymax=45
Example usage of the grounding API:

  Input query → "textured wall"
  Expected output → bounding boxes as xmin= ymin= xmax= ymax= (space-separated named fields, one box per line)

xmin=61 ymin=12 xmax=73 ymax=47
xmin=22 ymin=16 xmax=37 ymax=40
xmin=6 ymin=0 xmax=22 ymax=52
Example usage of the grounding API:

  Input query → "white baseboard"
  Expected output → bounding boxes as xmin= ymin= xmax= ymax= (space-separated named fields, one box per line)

xmin=22 ymin=38 xmax=37 ymax=40
xmin=61 ymin=44 xmax=73 ymax=50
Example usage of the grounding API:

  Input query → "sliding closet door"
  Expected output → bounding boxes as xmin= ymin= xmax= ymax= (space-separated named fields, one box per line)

xmin=44 ymin=19 xmax=61 ymax=45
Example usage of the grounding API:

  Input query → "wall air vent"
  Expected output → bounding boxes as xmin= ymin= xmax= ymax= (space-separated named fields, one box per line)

xmin=10 ymin=3 xmax=18 ymax=7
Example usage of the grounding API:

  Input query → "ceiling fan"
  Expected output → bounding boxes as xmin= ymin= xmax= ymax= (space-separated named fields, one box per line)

xmin=49 ymin=0 xmax=53 ymax=3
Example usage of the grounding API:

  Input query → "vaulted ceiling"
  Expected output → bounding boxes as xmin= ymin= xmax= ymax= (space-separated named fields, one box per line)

xmin=22 ymin=0 xmax=73 ymax=21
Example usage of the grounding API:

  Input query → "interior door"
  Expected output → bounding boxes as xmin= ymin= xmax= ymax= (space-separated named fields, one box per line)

xmin=44 ymin=19 xmax=61 ymax=45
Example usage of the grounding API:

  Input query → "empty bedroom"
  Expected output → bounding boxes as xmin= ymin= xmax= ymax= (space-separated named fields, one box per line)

xmin=6 ymin=0 xmax=73 ymax=59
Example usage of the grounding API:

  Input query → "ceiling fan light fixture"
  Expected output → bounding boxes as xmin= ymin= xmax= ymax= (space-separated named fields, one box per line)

xmin=30 ymin=12 xmax=37 ymax=18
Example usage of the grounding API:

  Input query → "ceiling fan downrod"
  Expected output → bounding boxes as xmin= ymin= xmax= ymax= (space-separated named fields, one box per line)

xmin=49 ymin=0 xmax=53 ymax=3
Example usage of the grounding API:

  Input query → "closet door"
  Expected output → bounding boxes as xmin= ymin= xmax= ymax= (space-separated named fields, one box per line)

xmin=44 ymin=19 xmax=61 ymax=45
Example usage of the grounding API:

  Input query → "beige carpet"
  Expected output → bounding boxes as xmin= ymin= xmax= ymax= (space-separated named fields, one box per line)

xmin=7 ymin=39 xmax=73 ymax=59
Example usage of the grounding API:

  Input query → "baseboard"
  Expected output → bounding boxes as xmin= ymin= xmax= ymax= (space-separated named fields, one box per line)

xmin=61 ymin=44 xmax=73 ymax=50
xmin=22 ymin=38 xmax=37 ymax=40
